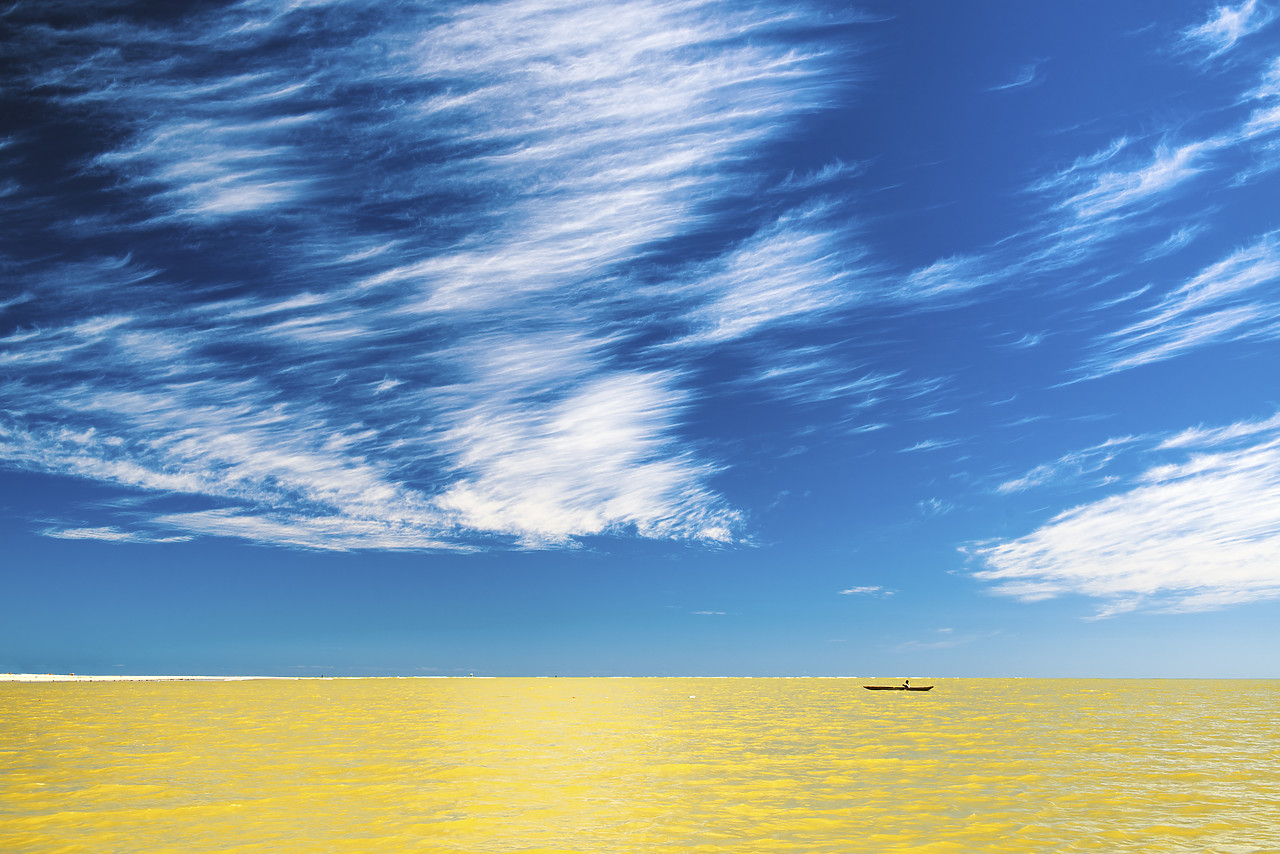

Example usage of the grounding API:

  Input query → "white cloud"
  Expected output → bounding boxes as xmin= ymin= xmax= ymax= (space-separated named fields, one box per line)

xmin=1159 ymin=411 xmax=1280 ymax=449
xmin=1242 ymin=57 xmax=1280 ymax=141
xmin=988 ymin=62 xmax=1043 ymax=92
xmin=1086 ymin=231 xmax=1280 ymax=375
xmin=1011 ymin=21 xmax=1280 ymax=278
xmin=1 ymin=0 xmax=854 ymax=550
xmin=1145 ymin=224 xmax=1207 ymax=260
xmin=1003 ymin=333 xmax=1044 ymax=349
xmin=41 ymin=526 xmax=193 ymax=544
xmin=918 ymin=497 xmax=954 ymax=517
xmin=898 ymin=255 xmax=1003 ymax=302
xmin=1182 ymin=0 xmax=1275 ymax=58
xmin=1048 ymin=139 xmax=1225 ymax=220
xmin=995 ymin=437 xmax=1136 ymax=494
xmin=677 ymin=208 xmax=866 ymax=344
xmin=775 ymin=159 xmax=864 ymax=191
xmin=433 ymin=372 xmax=740 ymax=544
xmin=151 ymin=509 xmax=464 ymax=552
xmin=1249 ymin=56 xmax=1280 ymax=99
xmin=973 ymin=417 xmax=1280 ymax=617
xmin=924 ymin=61 xmax=1280 ymax=314
xmin=839 ymin=585 xmax=892 ymax=596
xmin=898 ymin=438 xmax=960 ymax=453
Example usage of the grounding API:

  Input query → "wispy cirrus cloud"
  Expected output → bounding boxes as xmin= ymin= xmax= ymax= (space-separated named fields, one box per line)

xmin=40 ymin=526 xmax=193 ymax=545
xmin=433 ymin=371 xmax=740 ymax=545
xmin=1249 ymin=56 xmax=1280 ymax=99
xmin=1 ymin=0 xmax=861 ymax=550
xmin=898 ymin=438 xmax=961 ymax=454
xmin=1037 ymin=137 xmax=1227 ymax=222
xmin=884 ymin=25 xmax=1280 ymax=391
xmin=839 ymin=585 xmax=893 ymax=597
xmin=1159 ymin=411 xmax=1280 ymax=449
xmin=1033 ymin=42 xmax=1280 ymax=233
xmin=1181 ymin=0 xmax=1275 ymax=59
xmin=988 ymin=62 xmax=1044 ymax=92
xmin=1084 ymin=230 xmax=1280 ymax=376
xmin=972 ymin=413 xmax=1280 ymax=617
xmin=675 ymin=206 xmax=868 ymax=346
xmin=994 ymin=437 xmax=1135 ymax=495
xmin=896 ymin=254 xmax=1006 ymax=303
xmin=859 ymin=34 xmax=1278 ymax=318
xmin=1145 ymin=223 xmax=1208 ymax=260
xmin=774 ymin=159 xmax=865 ymax=192
xmin=920 ymin=17 xmax=1280 ymax=292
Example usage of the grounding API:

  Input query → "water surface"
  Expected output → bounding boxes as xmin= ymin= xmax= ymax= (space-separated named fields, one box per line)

xmin=3 ymin=678 xmax=1278 ymax=852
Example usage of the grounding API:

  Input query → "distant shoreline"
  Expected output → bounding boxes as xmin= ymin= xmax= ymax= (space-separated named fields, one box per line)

xmin=0 ymin=674 xmax=291 ymax=682
xmin=0 ymin=673 xmax=489 ymax=681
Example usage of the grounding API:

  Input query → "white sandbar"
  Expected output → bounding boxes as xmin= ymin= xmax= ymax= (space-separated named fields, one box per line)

xmin=0 ymin=673 xmax=289 ymax=682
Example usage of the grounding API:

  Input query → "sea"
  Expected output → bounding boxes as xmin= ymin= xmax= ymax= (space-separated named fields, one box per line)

xmin=2 ymin=678 xmax=1278 ymax=853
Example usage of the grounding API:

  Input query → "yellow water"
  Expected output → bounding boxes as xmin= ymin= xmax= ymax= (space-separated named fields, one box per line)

xmin=2 ymin=679 xmax=1278 ymax=853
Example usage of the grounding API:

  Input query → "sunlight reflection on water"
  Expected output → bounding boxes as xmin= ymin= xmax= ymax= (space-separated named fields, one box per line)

xmin=2 ymin=678 xmax=1278 ymax=853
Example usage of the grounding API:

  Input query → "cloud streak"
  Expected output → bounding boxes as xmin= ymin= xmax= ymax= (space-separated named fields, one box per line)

xmin=973 ymin=414 xmax=1280 ymax=617
xmin=1 ymin=0 xmax=859 ymax=550
xmin=994 ymin=438 xmax=1134 ymax=495
xmin=1037 ymin=137 xmax=1226 ymax=222
xmin=1181 ymin=0 xmax=1275 ymax=58
xmin=839 ymin=586 xmax=893 ymax=597
xmin=988 ymin=62 xmax=1043 ymax=92
xmin=1085 ymin=231 xmax=1280 ymax=376
xmin=890 ymin=17 xmax=1280 ymax=386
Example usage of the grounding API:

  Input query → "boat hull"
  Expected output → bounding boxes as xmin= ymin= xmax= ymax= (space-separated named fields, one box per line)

xmin=863 ymin=685 xmax=933 ymax=691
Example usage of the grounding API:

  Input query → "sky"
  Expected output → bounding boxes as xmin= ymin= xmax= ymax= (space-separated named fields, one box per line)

xmin=2 ymin=0 xmax=1279 ymax=677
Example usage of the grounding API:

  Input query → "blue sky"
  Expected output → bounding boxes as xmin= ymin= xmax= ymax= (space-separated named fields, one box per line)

xmin=3 ymin=0 xmax=1279 ymax=677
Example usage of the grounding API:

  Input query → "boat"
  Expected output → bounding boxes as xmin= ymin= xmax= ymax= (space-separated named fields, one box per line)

xmin=863 ymin=685 xmax=933 ymax=691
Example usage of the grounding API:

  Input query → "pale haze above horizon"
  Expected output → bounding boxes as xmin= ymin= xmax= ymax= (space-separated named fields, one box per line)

xmin=3 ymin=0 xmax=1279 ymax=677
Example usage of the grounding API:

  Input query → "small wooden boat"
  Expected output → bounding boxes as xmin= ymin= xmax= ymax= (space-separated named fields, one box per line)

xmin=863 ymin=685 xmax=933 ymax=691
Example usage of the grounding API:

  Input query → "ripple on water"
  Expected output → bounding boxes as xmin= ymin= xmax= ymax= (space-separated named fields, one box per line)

xmin=1 ymin=678 xmax=1278 ymax=853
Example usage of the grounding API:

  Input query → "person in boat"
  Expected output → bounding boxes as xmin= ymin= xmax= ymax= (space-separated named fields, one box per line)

xmin=902 ymin=679 xmax=910 ymax=689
